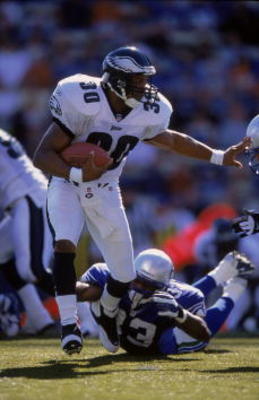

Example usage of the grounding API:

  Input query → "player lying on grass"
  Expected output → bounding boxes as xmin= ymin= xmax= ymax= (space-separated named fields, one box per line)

xmin=76 ymin=248 xmax=254 ymax=355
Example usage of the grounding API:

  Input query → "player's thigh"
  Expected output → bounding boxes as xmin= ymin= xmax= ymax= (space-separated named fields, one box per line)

xmin=0 ymin=215 xmax=13 ymax=264
xmin=9 ymin=197 xmax=36 ymax=282
xmin=47 ymin=179 xmax=85 ymax=246
xmin=85 ymin=207 xmax=135 ymax=282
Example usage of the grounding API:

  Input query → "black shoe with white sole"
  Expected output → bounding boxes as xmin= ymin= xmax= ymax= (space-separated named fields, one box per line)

xmin=61 ymin=324 xmax=83 ymax=355
xmin=90 ymin=302 xmax=119 ymax=353
xmin=234 ymin=252 xmax=255 ymax=279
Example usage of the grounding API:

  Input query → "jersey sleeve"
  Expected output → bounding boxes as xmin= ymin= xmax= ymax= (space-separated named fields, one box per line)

xmin=49 ymin=74 xmax=100 ymax=137
xmin=142 ymin=93 xmax=173 ymax=141
xmin=80 ymin=263 xmax=110 ymax=290
xmin=168 ymin=281 xmax=207 ymax=318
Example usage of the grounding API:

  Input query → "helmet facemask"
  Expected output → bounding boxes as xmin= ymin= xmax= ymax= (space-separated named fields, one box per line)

xmin=102 ymin=70 xmax=158 ymax=108
xmin=246 ymin=114 xmax=259 ymax=175
xmin=248 ymin=147 xmax=259 ymax=175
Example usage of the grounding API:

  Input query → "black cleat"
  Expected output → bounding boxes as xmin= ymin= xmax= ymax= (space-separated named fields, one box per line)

xmin=61 ymin=323 xmax=83 ymax=355
xmin=235 ymin=252 xmax=255 ymax=279
xmin=90 ymin=302 xmax=119 ymax=353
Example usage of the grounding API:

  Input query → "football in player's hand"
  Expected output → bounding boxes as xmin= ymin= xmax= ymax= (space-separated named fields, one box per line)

xmin=61 ymin=142 xmax=112 ymax=168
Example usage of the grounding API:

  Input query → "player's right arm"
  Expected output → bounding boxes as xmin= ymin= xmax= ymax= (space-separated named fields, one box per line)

xmin=33 ymin=76 xmax=110 ymax=181
xmin=76 ymin=281 xmax=102 ymax=301
xmin=76 ymin=262 xmax=110 ymax=301
xmin=33 ymin=122 xmax=72 ymax=179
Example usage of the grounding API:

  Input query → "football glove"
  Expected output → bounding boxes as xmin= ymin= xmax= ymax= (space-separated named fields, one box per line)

xmin=152 ymin=291 xmax=187 ymax=323
xmin=232 ymin=210 xmax=259 ymax=237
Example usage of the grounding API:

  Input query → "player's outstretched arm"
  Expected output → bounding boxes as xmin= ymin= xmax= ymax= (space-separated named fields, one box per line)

xmin=147 ymin=129 xmax=251 ymax=168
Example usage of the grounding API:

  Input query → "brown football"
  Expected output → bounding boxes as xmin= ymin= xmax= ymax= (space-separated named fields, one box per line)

xmin=61 ymin=142 xmax=112 ymax=167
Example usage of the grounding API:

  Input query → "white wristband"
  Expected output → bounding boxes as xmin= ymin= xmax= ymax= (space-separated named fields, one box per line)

xmin=69 ymin=167 xmax=83 ymax=183
xmin=210 ymin=150 xmax=224 ymax=165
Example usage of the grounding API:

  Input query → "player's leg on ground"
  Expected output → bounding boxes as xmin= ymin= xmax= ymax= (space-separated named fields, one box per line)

xmin=2 ymin=200 xmax=54 ymax=332
xmin=1 ymin=259 xmax=54 ymax=333
xmin=194 ymin=251 xmax=254 ymax=297
xmin=205 ymin=277 xmax=247 ymax=336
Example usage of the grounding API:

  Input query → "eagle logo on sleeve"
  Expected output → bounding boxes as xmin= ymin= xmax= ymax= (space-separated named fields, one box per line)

xmin=49 ymin=95 xmax=62 ymax=116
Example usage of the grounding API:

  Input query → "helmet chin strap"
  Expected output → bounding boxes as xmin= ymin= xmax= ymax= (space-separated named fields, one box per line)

xmin=111 ymin=84 xmax=141 ymax=109
xmin=124 ymin=97 xmax=141 ymax=109
xmin=104 ymin=77 xmax=141 ymax=109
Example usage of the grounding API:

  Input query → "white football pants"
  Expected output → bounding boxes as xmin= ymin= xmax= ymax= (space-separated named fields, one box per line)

xmin=0 ymin=193 xmax=53 ymax=282
xmin=47 ymin=178 xmax=136 ymax=282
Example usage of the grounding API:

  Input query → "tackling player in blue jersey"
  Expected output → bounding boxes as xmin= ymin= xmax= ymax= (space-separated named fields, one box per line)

xmin=76 ymin=248 xmax=254 ymax=355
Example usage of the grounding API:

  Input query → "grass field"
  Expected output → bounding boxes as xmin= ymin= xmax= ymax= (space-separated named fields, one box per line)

xmin=0 ymin=335 xmax=259 ymax=400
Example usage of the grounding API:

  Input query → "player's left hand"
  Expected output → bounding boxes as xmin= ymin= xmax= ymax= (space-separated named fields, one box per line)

xmin=223 ymin=136 xmax=251 ymax=168
xmin=232 ymin=210 xmax=259 ymax=236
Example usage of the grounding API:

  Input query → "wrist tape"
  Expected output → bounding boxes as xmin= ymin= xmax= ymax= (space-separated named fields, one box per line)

xmin=210 ymin=150 xmax=224 ymax=165
xmin=69 ymin=167 xmax=83 ymax=183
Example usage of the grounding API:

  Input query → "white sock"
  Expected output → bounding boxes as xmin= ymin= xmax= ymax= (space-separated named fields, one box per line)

xmin=208 ymin=254 xmax=237 ymax=285
xmin=56 ymin=294 xmax=78 ymax=326
xmin=100 ymin=286 xmax=120 ymax=316
xmin=223 ymin=277 xmax=247 ymax=303
xmin=77 ymin=302 xmax=98 ymax=337
xmin=18 ymin=284 xmax=53 ymax=330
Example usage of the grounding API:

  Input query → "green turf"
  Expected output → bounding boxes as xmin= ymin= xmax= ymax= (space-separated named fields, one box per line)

xmin=0 ymin=336 xmax=258 ymax=400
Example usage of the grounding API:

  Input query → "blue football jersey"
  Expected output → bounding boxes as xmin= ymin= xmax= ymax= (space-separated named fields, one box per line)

xmin=118 ymin=290 xmax=178 ymax=354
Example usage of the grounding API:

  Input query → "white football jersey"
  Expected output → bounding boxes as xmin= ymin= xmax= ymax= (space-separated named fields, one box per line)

xmin=50 ymin=74 xmax=173 ymax=182
xmin=0 ymin=129 xmax=47 ymax=209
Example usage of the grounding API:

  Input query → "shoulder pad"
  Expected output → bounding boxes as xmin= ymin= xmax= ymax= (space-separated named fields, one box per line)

xmin=142 ymin=91 xmax=173 ymax=125
xmin=157 ymin=92 xmax=173 ymax=119
xmin=171 ymin=280 xmax=204 ymax=299
xmin=56 ymin=74 xmax=102 ymax=116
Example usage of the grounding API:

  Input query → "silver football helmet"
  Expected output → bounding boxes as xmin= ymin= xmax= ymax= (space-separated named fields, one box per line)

xmin=246 ymin=114 xmax=259 ymax=175
xmin=102 ymin=46 xmax=157 ymax=109
xmin=134 ymin=248 xmax=174 ymax=289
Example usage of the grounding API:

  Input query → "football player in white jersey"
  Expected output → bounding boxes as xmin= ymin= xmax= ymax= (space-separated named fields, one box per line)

xmin=0 ymin=129 xmax=54 ymax=334
xmin=33 ymin=46 xmax=250 ymax=355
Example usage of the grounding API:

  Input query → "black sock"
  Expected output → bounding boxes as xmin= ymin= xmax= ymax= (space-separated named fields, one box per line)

xmin=106 ymin=276 xmax=130 ymax=298
xmin=52 ymin=252 xmax=76 ymax=295
xmin=1 ymin=258 xmax=27 ymax=290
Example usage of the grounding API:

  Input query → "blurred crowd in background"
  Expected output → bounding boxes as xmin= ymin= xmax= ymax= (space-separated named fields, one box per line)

xmin=1 ymin=0 xmax=259 ymax=332
xmin=1 ymin=1 xmax=259 ymax=212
